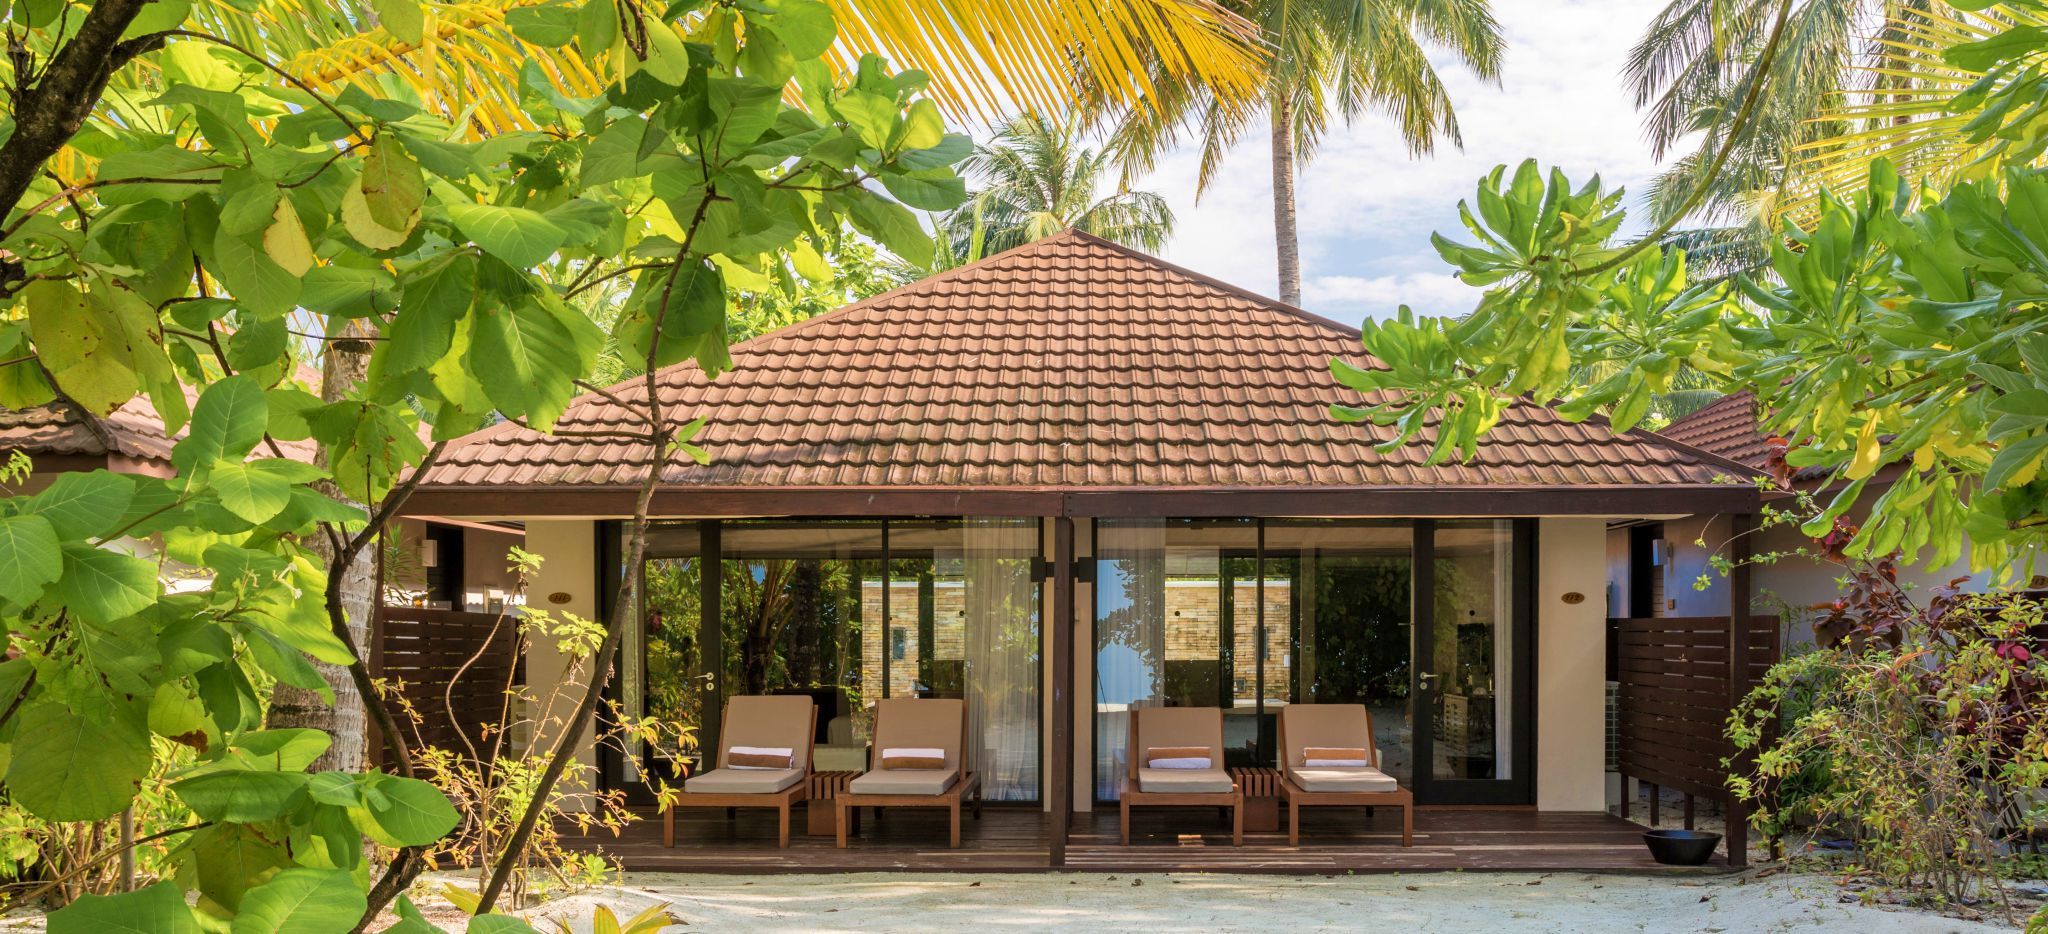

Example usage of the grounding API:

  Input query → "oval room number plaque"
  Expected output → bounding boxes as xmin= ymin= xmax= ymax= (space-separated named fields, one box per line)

xmin=1560 ymin=591 xmax=1585 ymax=605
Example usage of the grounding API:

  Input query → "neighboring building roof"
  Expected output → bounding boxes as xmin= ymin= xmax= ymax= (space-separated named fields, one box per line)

xmin=1 ymin=374 xmax=320 ymax=472
xmin=410 ymin=231 xmax=1762 ymax=516
xmin=1659 ymin=391 xmax=1772 ymax=470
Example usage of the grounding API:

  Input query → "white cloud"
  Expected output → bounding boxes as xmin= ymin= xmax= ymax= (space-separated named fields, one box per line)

xmin=1138 ymin=0 xmax=1673 ymax=325
xmin=1303 ymin=272 xmax=1482 ymax=323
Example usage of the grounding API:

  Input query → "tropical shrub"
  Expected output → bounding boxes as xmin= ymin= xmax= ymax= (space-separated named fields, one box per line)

xmin=1728 ymin=580 xmax=2048 ymax=920
xmin=0 ymin=0 xmax=970 ymax=929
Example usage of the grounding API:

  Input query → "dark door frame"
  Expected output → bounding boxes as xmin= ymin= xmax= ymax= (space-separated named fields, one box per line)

xmin=1409 ymin=518 xmax=1536 ymax=806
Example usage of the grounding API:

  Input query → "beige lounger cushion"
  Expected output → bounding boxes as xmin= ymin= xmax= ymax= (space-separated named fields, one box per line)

xmin=1280 ymin=704 xmax=1383 ymax=770
xmin=684 ymin=767 xmax=804 ymax=794
xmin=1131 ymin=707 xmax=1224 ymax=781
xmin=1288 ymin=766 xmax=1400 ymax=794
xmin=870 ymin=698 xmax=965 ymax=770
xmin=719 ymin=695 xmax=818 ymax=772
xmin=1137 ymin=767 xmax=1234 ymax=794
xmin=849 ymin=767 xmax=960 ymax=796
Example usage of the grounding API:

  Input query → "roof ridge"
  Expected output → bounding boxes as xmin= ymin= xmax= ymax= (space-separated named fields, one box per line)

xmin=1053 ymin=229 xmax=1366 ymax=341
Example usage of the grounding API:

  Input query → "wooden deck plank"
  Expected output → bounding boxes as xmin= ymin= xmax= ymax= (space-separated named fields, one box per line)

xmin=558 ymin=807 xmax=1730 ymax=875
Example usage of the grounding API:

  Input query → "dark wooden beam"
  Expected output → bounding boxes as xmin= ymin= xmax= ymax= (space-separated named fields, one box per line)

xmin=1724 ymin=512 xmax=1754 ymax=869
xmin=399 ymin=484 xmax=1762 ymax=520
xmin=1049 ymin=516 xmax=1076 ymax=866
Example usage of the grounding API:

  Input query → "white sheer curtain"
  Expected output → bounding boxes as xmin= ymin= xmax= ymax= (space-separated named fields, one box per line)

xmin=961 ymin=517 xmax=1041 ymax=801
xmin=1093 ymin=519 xmax=1166 ymax=800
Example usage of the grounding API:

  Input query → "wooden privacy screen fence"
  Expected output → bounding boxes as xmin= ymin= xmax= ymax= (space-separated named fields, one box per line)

xmin=1610 ymin=614 xmax=1780 ymax=864
xmin=373 ymin=607 xmax=524 ymax=761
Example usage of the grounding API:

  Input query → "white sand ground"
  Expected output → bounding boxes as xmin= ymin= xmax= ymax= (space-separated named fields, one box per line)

xmin=509 ymin=871 xmax=2020 ymax=933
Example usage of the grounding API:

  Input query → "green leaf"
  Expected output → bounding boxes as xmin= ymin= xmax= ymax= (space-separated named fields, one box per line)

xmin=575 ymin=0 xmax=618 ymax=54
xmin=26 ymin=279 xmax=143 ymax=414
xmin=446 ymin=202 xmax=569 ymax=268
xmin=847 ymin=196 xmax=934 ymax=267
xmin=230 ymin=729 xmax=332 ymax=771
xmin=208 ymin=461 xmax=294 ymax=523
xmin=750 ymin=0 xmax=835 ymax=57
xmin=354 ymin=773 xmax=460 ymax=846
xmin=370 ymin=0 xmax=425 ymax=44
xmin=58 ymin=543 xmax=159 ymax=623
xmin=878 ymin=169 xmax=966 ymax=211
xmin=173 ymin=374 xmax=269 ymax=475
xmin=468 ymin=295 xmax=592 ymax=428
xmin=361 ymin=136 xmax=426 ymax=235
xmin=173 ymin=769 xmax=309 ymax=822
xmin=468 ymin=916 xmax=541 ymax=934
xmin=382 ymin=895 xmax=441 ymax=934
xmin=24 ymin=470 xmax=136 ymax=539
xmin=507 ymin=1 xmax=578 ymax=45
xmin=210 ymin=223 xmax=301 ymax=317
xmin=0 ymin=514 xmax=61 ymax=606
xmin=4 ymin=701 xmax=150 ymax=821
xmin=190 ymin=823 xmax=290 ymax=912
xmin=893 ymin=98 xmax=944 ymax=151
xmin=48 ymin=881 xmax=201 ymax=934
xmin=580 ymin=116 xmax=652 ymax=189
xmin=233 ymin=868 xmax=368 ymax=934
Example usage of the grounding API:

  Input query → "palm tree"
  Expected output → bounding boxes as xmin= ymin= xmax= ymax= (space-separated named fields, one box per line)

xmin=1624 ymin=0 xmax=1933 ymax=272
xmin=1103 ymin=0 xmax=1503 ymax=307
xmin=178 ymin=0 xmax=1271 ymax=137
xmin=949 ymin=112 xmax=1177 ymax=255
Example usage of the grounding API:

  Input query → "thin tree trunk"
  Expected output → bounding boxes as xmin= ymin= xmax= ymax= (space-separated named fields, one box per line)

xmin=266 ymin=321 xmax=374 ymax=771
xmin=1270 ymin=96 xmax=1303 ymax=308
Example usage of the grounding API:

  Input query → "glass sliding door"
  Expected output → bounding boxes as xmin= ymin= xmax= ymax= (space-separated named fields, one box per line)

xmin=1263 ymin=520 xmax=1416 ymax=786
xmin=1413 ymin=519 xmax=1534 ymax=805
xmin=1093 ymin=518 xmax=1532 ymax=805
xmin=633 ymin=517 xmax=1042 ymax=802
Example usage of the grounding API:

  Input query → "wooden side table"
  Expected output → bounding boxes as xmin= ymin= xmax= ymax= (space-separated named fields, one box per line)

xmin=1231 ymin=767 xmax=1282 ymax=833
xmin=806 ymin=771 xmax=861 ymax=837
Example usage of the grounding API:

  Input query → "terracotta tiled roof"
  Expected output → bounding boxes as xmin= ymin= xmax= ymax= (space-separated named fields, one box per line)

xmin=1 ymin=375 xmax=320 ymax=469
xmin=416 ymin=231 xmax=1758 ymax=494
xmin=1659 ymin=391 xmax=1771 ymax=470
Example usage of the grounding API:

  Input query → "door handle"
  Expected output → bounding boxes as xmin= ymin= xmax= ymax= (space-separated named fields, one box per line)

xmin=1418 ymin=671 xmax=1438 ymax=691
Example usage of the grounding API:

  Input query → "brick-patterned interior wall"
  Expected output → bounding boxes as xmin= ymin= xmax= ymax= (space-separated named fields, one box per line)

xmin=854 ymin=575 xmax=1295 ymax=704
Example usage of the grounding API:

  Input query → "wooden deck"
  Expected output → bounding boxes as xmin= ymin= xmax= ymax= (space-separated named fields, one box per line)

xmin=562 ymin=806 xmax=1729 ymax=874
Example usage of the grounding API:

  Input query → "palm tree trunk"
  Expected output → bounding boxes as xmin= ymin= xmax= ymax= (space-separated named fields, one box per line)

xmin=1270 ymin=96 xmax=1303 ymax=308
xmin=265 ymin=320 xmax=373 ymax=772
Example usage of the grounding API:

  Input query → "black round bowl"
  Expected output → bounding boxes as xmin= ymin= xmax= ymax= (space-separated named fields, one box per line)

xmin=1642 ymin=829 xmax=1722 ymax=866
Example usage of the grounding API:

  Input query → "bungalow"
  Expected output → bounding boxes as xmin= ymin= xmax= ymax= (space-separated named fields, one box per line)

xmin=402 ymin=231 xmax=1771 ymax=868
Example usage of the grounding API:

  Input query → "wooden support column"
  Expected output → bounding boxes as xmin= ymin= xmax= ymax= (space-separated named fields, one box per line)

xmin=1725 ymin=512 xmax=1755 ymax=868
xmin=1049 ymin=515 xmax=1075 ymax=866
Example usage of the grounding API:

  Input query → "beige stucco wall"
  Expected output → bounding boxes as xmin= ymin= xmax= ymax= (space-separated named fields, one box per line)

xmin=520 ymin=519 xmax=600 ymax=811
xmin=1536 ymin=517 xmax=1608 ymax=812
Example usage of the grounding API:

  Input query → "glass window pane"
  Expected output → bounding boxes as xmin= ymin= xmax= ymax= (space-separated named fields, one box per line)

xmin=1431 ymin=520 xmax=1513 ymax=781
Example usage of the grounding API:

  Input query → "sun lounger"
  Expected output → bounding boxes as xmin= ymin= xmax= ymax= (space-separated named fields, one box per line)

xmin=1277 ymin=704 xmax=1413 ymax=846
xmin=835 ymin=698 xmax=982 ymax=847
xmin=1118 ymin=706 xmax=1242 ymax=846
xmin=663 ymin=695 xmax=817 ymax=848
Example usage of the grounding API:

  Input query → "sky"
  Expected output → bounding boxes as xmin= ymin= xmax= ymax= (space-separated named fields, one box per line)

xmin=1135 ymin=0 xmax=1673 ymax=327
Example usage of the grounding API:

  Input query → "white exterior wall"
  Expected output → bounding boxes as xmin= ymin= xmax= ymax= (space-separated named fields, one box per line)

xmin=1536 ymin=518 xmax=1608 ymax=812
xmin=520 ymin=519 xmax=601 ymax=811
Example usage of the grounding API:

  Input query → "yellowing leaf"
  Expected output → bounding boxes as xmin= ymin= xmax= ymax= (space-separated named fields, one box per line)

xmin=1848 ymin=417 xmax=1884 ymax=480
xmin=340 ymin=185 xmax=410 ymax=250
xmin=262 ymin=199 xmax=314 ymax=277
xmin=359 ymin=137 xmax=425 ymax=235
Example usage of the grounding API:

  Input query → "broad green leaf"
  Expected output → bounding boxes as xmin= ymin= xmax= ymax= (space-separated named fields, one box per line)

xmin=148 ymin=683 xmax=218 ymax=752
xmin=210 ymin=223 xmax=301 ymax=317
xmin=468 ymin=295 xmax=589 ymax=427
xmin=208 ymin=461 xmax=293 ymax=523
xmin=369 ymin=0 xmax=425 ymax=44
xmin=0 ymin=514 xmax=60 ymax=606
xmin=4 ymin=701 xmax=150 ymax=820
xmin=23 ymin=470 xmax=135 ymax=539
xmin=57 ymin=543 xmax=159 ymax=623
xmin=48 ymin=881 xmax=201 ymax=934
xmin=894 ymin=98 xmax=944 ymax=150
xmin=354 ymin=773 xmax=460 ymax=846
xmin=75 ymin=611 xmax=162 ymax=696
xmin=507 ymin=1 xmax=577 ymax=45
xmin=361 ymin=136 xmax=426 ymax=235
xmin=446 ymin=202 xmax=569 ymax=268
xmin=26 ymin=279 xmax=140 ymax=414
xmin=468 ymin=916 xmax=541 ymax=934
xmin=847 ymin=195 xmax=934 ymax=267
xmin=190 ymin=823 xmax=290 ymax=912
xmin=341 ymin=183 xmax=413 ymax=250
xmin=382 ymin=895 xmax=441 ymax=934
xmin=579 ymin=116 xmax=652 ymax=189
xmin=232 ymin=868 xmax=368 ymax=934
xmin=174 ymin=374 xmax=269 ymax=475
xmin=173 ymin=769 xmax=308 ymax=822
xmin=230 ymin=729 xmax=333 ymax=771
xmin=878 ymin=169 xmax=966 ymax=211
xmin=751 ymin=0 xmax=835 ymax=57
xmin=576 ymin=0 xmax=618 ymax=53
